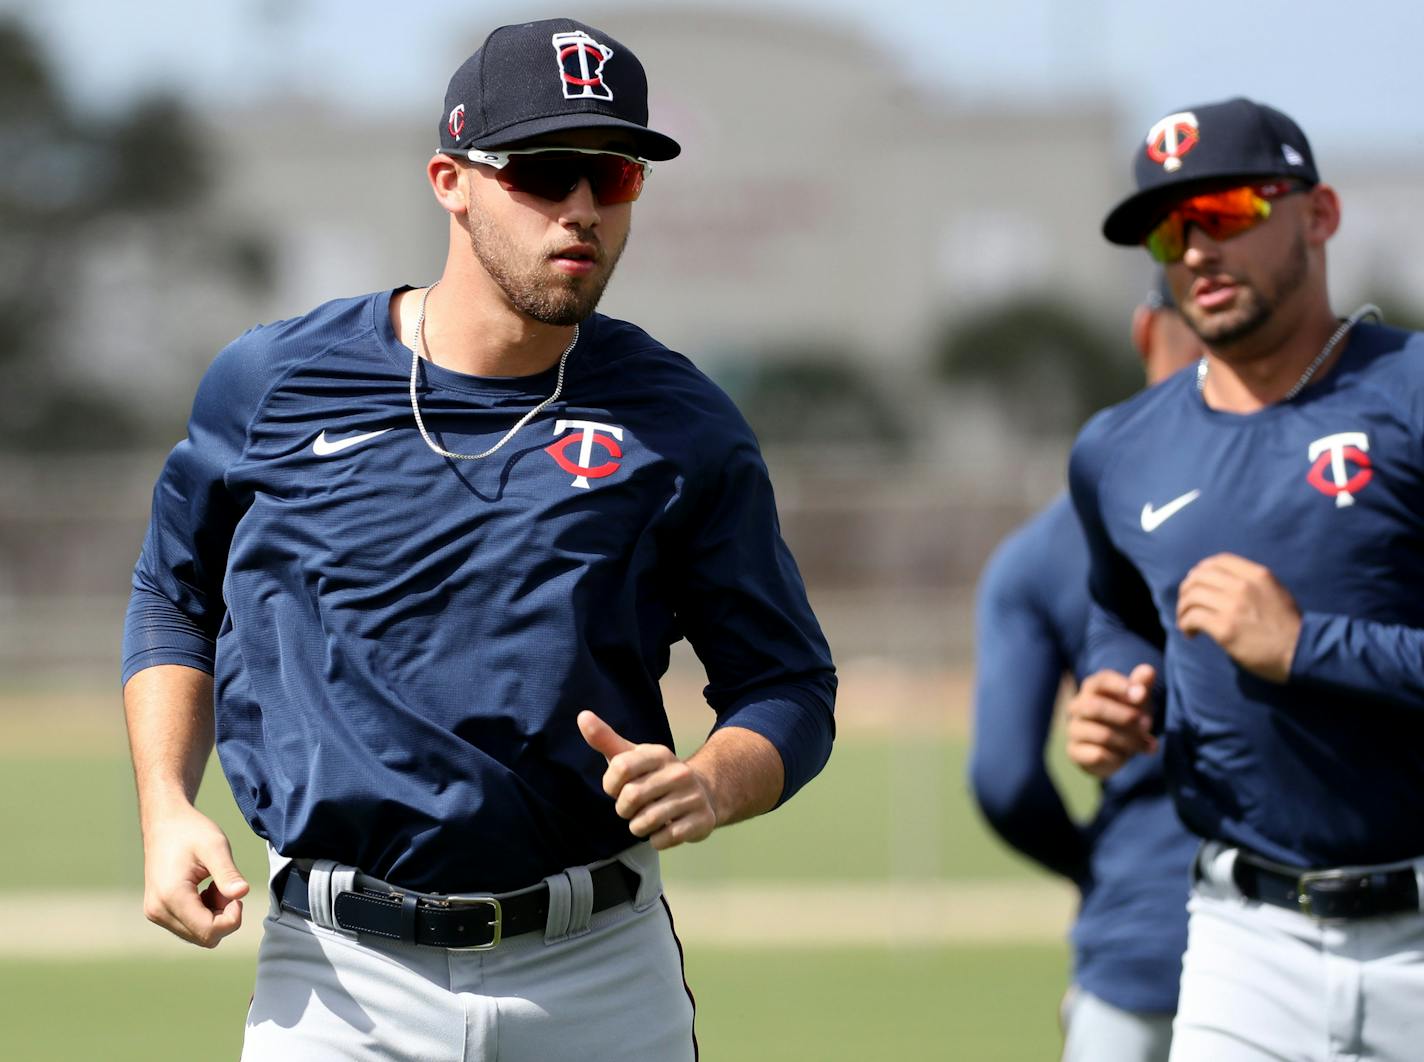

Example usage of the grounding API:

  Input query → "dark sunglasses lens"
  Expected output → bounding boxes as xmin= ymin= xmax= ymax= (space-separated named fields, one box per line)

xmin=585 ymin=156 xmax=644 ymax=204
xmin=498 ymin=157 xmax=582 ymax=201
xmin=499 ymin=154 xmax=644 ymax=205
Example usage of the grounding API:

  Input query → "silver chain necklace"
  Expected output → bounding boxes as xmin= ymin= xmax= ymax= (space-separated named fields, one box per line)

xmin=1195 ymin=303 xmax=1381 ymax=400
xmin=407 ymin=281 xmax=577 ymax=461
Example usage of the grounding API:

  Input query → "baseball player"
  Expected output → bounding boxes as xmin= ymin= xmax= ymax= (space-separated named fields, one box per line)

xmin=970 ymin=275 xmax=1202 ymax=1062
xmin=1065 ymin=97 xmax=1424 ymax=1061
xmin=121 ymin=19 xmax=836 ymax=1061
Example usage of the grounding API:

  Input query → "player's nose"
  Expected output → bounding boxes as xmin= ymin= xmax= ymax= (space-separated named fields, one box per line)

xmin=558 ymin=177 xmax=602 ymax=229
xmin=1181 ymin=224 xmax=1221 ymax=270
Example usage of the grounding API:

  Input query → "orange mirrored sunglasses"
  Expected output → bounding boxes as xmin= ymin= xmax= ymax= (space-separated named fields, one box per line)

xmin=1145 ymin=180 xmax=1304 ymax=263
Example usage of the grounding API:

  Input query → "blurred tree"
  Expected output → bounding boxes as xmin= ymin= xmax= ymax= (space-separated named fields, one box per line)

xmin=0 ymin=18 xmax=272 ymax=451
xmin=107 ymin=96 xmax=211 ymax=212
xmin=712 ymin=352 xmax=908 ymax=454
xmin=933 ymin=296 xmax=1139 ymax=438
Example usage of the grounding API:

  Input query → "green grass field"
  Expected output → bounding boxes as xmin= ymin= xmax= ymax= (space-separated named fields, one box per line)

xmin=686 ymin=945 xmax=1070 ymax=1059
xmin=0 ymin=702 xmax=1092 ymax=1059
xmin=0 ymin=945 xmax=1070 ymax=1061
xmin=0 ymin=733 xmax=1096 ymax=891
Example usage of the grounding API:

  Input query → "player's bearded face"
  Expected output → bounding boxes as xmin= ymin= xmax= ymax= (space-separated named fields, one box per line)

xmin=462 ymin=198 xmax=629 ymax=327
xmin=1177 ymin=227 xmax=1309 ymax=349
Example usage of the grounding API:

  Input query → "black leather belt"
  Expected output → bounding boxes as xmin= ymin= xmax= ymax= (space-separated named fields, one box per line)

xmin=278 ymin=860 xmax=640 ymax=949
xmin=1229 ymin=850 xmax=1421 ymax=921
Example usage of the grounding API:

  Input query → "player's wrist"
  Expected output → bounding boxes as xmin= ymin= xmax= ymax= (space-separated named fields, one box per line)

xmin=137 ymin=788 xmax=205 ymax=834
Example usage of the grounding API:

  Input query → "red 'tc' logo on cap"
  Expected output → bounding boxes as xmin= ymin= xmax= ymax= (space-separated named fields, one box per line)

xmin=1145 ymin=111 xmax=1200 ymax=173
xmin=448 ymin=104 xmax=466 ymax=140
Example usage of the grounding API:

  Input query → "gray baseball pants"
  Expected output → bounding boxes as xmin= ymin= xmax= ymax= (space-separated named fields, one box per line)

xmin=1170 ymin=845 xmax=1424 ymax=1061
xmin=241 ymin=843 xmax=696 ymax=1061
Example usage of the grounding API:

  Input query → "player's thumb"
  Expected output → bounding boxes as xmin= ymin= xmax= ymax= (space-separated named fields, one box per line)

xmin=200 ymin=836 xmax=249 ymax=899
xmin=1127 ymin=663 xmax=1157 ymax=703
xmin=577 ymin=710 xmax=635 ymax=762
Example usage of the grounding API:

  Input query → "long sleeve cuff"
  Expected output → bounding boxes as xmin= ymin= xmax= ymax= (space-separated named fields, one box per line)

xmin=1290 ymin=610 xmax=1424 ymax=710
xmin=712 ymin=678 xmax=835 ymax=806
xmin=122 ymin=587 xmax=217 ymax=686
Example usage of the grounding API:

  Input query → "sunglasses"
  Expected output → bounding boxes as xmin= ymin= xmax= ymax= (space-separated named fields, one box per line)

xmin=1145 ymin=180 xmax=1304 ymax=263
xmin=457 ymin=146 xmax=650 ymax=205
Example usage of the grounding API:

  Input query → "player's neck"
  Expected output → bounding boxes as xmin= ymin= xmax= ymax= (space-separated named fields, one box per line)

xmin=1199 ymin=301 xmax=1341 ymax=413
xmin=394 ymin=270 xmax=577 ymax=380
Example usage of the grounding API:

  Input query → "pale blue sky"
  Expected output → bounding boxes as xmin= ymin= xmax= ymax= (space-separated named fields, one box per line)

xmin=10 ymin=0 xmax=1424 ymax=160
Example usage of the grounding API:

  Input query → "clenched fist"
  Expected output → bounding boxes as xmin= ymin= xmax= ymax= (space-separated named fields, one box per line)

xmin=1065 ymin=664 xmax=1159 ymax=779
xmin=1177 ymin=553 xmax=1301 ymax=683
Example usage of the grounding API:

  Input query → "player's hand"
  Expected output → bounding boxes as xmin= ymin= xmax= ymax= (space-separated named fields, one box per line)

xmin=140 ymin=801 xmax=249 ymax=948
xmin=1176 ymin=553 xmax=1301 ymax=683
xmin=1065 ymin=664 xmax=1158 ymax=779
xmin=578 ymin=710 xmax=718 ymax=850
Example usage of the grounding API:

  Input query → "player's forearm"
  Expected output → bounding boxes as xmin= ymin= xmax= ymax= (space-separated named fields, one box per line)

xmin=1085 ymin=601 xmax=1166 ymax=682
xmin=970 ymin=604 xmax=1090 ymax=880
xmin=969 ymin=765 xmax=1091 ymax=883
xmin=687 ymin=725 xmax=784 ymax=827
xmin=123 ymin=664 xmax=216 ymax=827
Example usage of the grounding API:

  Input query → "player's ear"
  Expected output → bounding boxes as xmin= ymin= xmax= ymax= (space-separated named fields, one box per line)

xmin=1303 ymin=183 xmax=1340 ymax=246
xmin=428 ymin=153 xmax=471 ymax=217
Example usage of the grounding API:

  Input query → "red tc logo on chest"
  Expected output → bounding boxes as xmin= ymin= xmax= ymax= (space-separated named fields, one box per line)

xmin=545 ymin=419 xmax=625 ymax=489
xmin=1306 ymin=431 xmax=1372 ymax=508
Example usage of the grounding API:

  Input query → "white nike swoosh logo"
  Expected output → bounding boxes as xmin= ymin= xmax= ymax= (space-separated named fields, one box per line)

xmin=1140 ymin=489 xmax=1201 ymax=532
xmin=312 ymin=428 xmax=391 ymax=456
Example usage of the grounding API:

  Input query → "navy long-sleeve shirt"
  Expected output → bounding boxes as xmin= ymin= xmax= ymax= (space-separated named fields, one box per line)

xmin=123 ymin=288 xmax=836 ymax=894
xmin=1070 ymin=322 xmax=1424 ymax=869
xmin=971 ymin=493 xmax=1195 ymax=1014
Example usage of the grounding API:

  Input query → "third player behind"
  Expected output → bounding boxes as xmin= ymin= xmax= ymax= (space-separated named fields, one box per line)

xmin=971 ymin=274 xmax=1202 ymax=1062
xmin=1066 ymin=97 xmax=1424 ymax=1061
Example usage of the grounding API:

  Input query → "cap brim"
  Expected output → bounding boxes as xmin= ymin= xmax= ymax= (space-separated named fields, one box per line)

xmin=1102 ymin=170 xmax=1310 ymax=245
xmin=470 ymin=113 xmax=681 ymax=161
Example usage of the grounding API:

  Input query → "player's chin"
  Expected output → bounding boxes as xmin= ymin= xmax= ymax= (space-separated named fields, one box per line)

xmin=1189 ymin=298 xmax=1269 ymax=347
xmin=535 ymin=273 xmax=608 ymax=320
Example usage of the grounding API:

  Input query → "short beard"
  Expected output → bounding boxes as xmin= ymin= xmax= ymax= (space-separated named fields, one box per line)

xmin=464 ymin=209 xmax=627 ymax=327
xmin=1183 ymin=230 xmax=1309 ymax=348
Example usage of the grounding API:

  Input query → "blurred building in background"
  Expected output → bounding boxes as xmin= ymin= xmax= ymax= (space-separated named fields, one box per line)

xmin=4 ymin=5 xmax=1423 ymax=685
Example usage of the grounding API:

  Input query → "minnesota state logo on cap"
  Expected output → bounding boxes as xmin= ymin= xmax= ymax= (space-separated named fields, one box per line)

xmin=552 ymin=29 xmax=614 ymax=101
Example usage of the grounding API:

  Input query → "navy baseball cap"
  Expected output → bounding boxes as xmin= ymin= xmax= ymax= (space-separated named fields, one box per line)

xmin=1103 ymin=97 xmax=1319 ymax=245
xmin=440 ymin=19 xmax=681 ymax=161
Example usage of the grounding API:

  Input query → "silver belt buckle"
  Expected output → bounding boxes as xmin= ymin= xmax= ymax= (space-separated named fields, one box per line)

xmin=1295 ymin=867 xmax=1363 ymax=920
xmin=432 ymin=894 xmax=504 ymax=951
